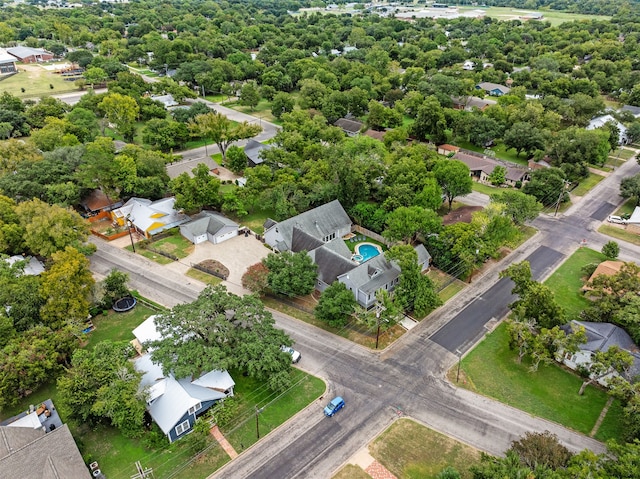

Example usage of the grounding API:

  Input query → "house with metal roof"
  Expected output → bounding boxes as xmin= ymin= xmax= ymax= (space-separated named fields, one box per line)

xmin=586 ymin=114 xmax=630 ymax=145
xmin=0 ymin=48 xmax=17 ymax=75
xmin=179 ymin=211 xmax=239 ymax=245
xmin=6 ymin=46 xmax=53 ymax=63
xmin=561 ymin=320 xmax=640 ymax=385
xmin=244 ymin=139 xmax=275 ymax=168
xmin=132 ymin=316 xmax=235 ymax=443
xmin=110 ymin=197 xmax=189 ymax=238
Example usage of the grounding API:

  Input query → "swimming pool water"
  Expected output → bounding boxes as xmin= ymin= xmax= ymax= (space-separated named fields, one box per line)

xmin=356 ymin=243 xmax=381 ymax=262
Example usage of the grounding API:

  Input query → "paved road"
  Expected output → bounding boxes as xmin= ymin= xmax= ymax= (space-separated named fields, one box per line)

xmin=88 ymin=134 xmax=640 ymax=477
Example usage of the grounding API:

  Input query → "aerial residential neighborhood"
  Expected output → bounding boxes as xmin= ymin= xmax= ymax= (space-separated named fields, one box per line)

xmin=1 ymin=0 xmax=640 ymax=478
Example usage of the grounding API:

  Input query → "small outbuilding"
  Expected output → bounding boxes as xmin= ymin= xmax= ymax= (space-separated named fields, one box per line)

xmin=179 ymin=211 xmax=239 ymax=245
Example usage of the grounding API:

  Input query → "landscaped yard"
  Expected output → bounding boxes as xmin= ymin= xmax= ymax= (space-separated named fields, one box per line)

xmin=147 ymin=229 xmax=195 ymax=259
xmin=454 ymin=140 xmax=528 ymax=166
xmin=453 ymin=322 xmax=623 ymax=441
xmin=471 ymin=181 xmax=499 ymax=196
xmin=543 ymin=247 xmax=606 ymax=321
xmin=368 ymin=419 xmax=480 ymax=479
xmin=84 ymin=303 xmax=160 ymax=349
xmin=234 ymin=208 xmax=277 ymax=235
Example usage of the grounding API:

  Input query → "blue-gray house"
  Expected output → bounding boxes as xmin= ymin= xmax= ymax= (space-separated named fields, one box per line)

xmin=133 ymin=317 xmax=235 ymax=443
xmin=475 ymin=82 xmax=511 ymax=97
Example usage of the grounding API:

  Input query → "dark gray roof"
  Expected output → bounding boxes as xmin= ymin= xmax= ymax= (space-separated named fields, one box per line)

xmin=476 ymin=82 xmax=511 ymax=94
xmin=566 ymin=321 xmax=640 ymax=380
xmin=263 ymin=218 xmax=277 ymax=230
xmin=291 ymin=227 xmax=324 ymax=253
xmin=0 ymin=424 xmax=90 ymax=479
xmin=334 ymin=118 xmax=364 ymax=133
xmin=244 ymin=139 xmax=274 ymax=165
xmin=265 ymin=200 xmax=351 ymax=252
xmin=310 ymin=246 xmax=358 ymax=284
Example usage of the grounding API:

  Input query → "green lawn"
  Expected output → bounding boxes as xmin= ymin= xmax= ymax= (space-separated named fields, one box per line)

xmin=225 ymin=369 xmax=325 ymax=452
xmin=471 ymin=182 xmax=499 ymax=196
xmin=234 ymin=208 xmax=277 ymax=235
xmin=543 ymin=247 xmax=606 ymax=321
xmin=615 ymin=198 xmax=637 ymax=217
xmin=368 ymin=419 xmax=480 ymax=479
xmin=224 ymin=98 xmax=278 ymax=124
xmin=186 ymin=268 xmax=223 ymax=286
xmin=457 ymin=6 xmax=610 ymax=26
xmin=84 ymin=304 xmax=159 ymax=350
xmin=611 ymin=147 xmax=636 ymax=160
xmin=571 ymin=173 xmax=605 ymax=197
xmin=454 ymin=140 xmax=528 ymax=166
xmin=427 ymin=269 xmax=466 ymax=303
xmin=1 ymin=65 xmax=80 ymax=98
xmin=456 ymin=322 xmax=623 ymax=440
xmin=598 ymin=224 xmax=640 ymax=247
xmin=333 ymin=465 xmax=371 ymax=479
xmin=148 ymin=230 xmax=194 ymax=259
xmin=125 ymin=244 xmax=174 ymax=264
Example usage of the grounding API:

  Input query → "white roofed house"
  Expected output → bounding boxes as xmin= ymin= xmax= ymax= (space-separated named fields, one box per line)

xmin=110 ymin=197 xmax=189 ymax=239
xmin=586 ymin=114 xmax=630 ymax=145
xmin=132 ymin=316 xmax=235 ymax=443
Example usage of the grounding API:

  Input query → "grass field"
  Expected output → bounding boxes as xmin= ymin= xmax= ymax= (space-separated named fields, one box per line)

xmin=471 ymin=181 xmax=499 ymax=196
xmin=223 ymin=98 xmax=278 ymax=124
xmin=234 ymin=208 xmax=277 ymax=235
xmin=369 ymin=419 xmax=480 ymax=479
xmin=186 ymin=267 xmax=223 ymax=285
xmin=84 ymin=304 xmax=158 ymax=349
xmin=616 ymin=198 xmax=637 ymax=217
xmin=148 ymin=230 xmax=194 ymax=259
xmin=1 ymin=64 xmax=80 ymax=98
xmin=454 ymin=322 xmax=623 ymax=441
xmin=427 ymin=268 xmax=466 ymax=303
xmin=458 ymin=6 xmax=610 ymax=26
xmin=543 ymin=247 xmax=606 ymax=321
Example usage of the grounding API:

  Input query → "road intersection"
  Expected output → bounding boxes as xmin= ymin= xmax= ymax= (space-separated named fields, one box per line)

xmin=86 ymin=97 xmax=640 ymax=477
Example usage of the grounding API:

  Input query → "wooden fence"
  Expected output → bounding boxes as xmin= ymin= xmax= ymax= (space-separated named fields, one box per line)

xmin=351 ymin=225 xmax=394 ymax=248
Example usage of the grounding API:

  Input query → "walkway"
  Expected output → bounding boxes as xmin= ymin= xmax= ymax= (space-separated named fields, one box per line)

xmin=210 ymin=425 xmax=238 ymax=459
xmin=350 ymin=448 xmax=397 ymax=479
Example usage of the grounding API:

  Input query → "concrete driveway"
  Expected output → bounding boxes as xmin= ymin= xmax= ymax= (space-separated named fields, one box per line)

xmin=166 ymin=233 xmax=270 ymax=295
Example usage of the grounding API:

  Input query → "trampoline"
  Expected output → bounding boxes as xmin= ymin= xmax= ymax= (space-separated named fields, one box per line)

xmin=113 ymin=296 xmax=137 ymax=312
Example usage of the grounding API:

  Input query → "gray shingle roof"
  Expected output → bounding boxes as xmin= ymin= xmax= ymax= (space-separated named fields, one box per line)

xmin=476 ymin=82 xmax=511 ymax=94
xmin=0 ymin=425 xmax=90 ymax=479
xmin=342 ymin=255 xmax=400 ymax=293
xmin=334 ymin=118 xmax=364 ymax=133
xmin=265 ymin=200 xmax=351 ymax=252
xmin=291 ymin=227 xmax=325 ymax=253
xmin=310 ymin=246 xmax=358 ymax=284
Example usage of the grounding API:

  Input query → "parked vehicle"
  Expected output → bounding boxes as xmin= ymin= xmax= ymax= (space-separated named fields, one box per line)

xmin=281 ymin=345 xmax=301 ymax=363
xmin=324 ymin=396 xmax=345 ymax=417
xmin=608 ymin=215 xmax=627 ymax=224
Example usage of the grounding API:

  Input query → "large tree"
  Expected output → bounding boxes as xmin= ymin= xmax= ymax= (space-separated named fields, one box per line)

xmin=98 ymin=93 xmax=139 ymax=142
xmin=386 ymin=245 xmax=441 ymax=317
xmin=621 ymin=173 xmax=640 ymax=206
xmin=40 ymin=246 xmax=94 ymax=330
xmin=315 ymin=281 xmax=357 ymax=328
xmin=148 ymin=285 xmax=293 ymax=391
xmin=262 ymin=251 xmax=318 ymax=297
xmin=15 ymin=199 xmax=90 ymax=257
xmin=57 ymin=341 xmax=145 ymax=437
xmin=169 ymin=163 xmax=221 ymax=213
xmin=189 ymin=112 xmax=261 ymax=161
xmin=490 ymin=190 xmax=542 ymax=225
xmin=383 ymin=206 xmax=442 ymax=244
xmin=433 ymin=160 xmax=473 ymax=212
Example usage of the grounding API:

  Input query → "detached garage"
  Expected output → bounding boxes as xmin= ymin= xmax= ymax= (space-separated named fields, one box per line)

xmin=180 ymin=211 xmax=239 ymax=245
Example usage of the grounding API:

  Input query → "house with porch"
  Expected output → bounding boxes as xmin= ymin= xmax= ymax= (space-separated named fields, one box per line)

xmin=110 ymin=197 xmax=189 ymax=238
xmin=452 ymin=151 xmax=529 ymax=187
xmin=263 ymin=201 xmax=430 ymax=308
xmin=132 ymin=316 xmax=235 ymax=443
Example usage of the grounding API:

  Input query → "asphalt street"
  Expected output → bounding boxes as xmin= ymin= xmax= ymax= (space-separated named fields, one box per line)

xmin=86 ymin=114 xmax=640 ymax=477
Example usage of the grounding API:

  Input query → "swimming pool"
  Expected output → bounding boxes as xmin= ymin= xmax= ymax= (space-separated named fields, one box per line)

xmin=355 ymin=243 xmax=382 ymax=263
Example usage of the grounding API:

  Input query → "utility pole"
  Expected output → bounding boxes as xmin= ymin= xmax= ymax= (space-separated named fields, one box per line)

xmin=126 ymin=215 xmax=136 ymax=253
xmin=554 ymin=180 xmax=569 ymax=217
xmin=456 ymin=349 xmax=462 ymax=383
xmin=131 ymin=461 xmax=154 ymax=479
xmin=255 ymin=406 xmax=264 ymax=439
